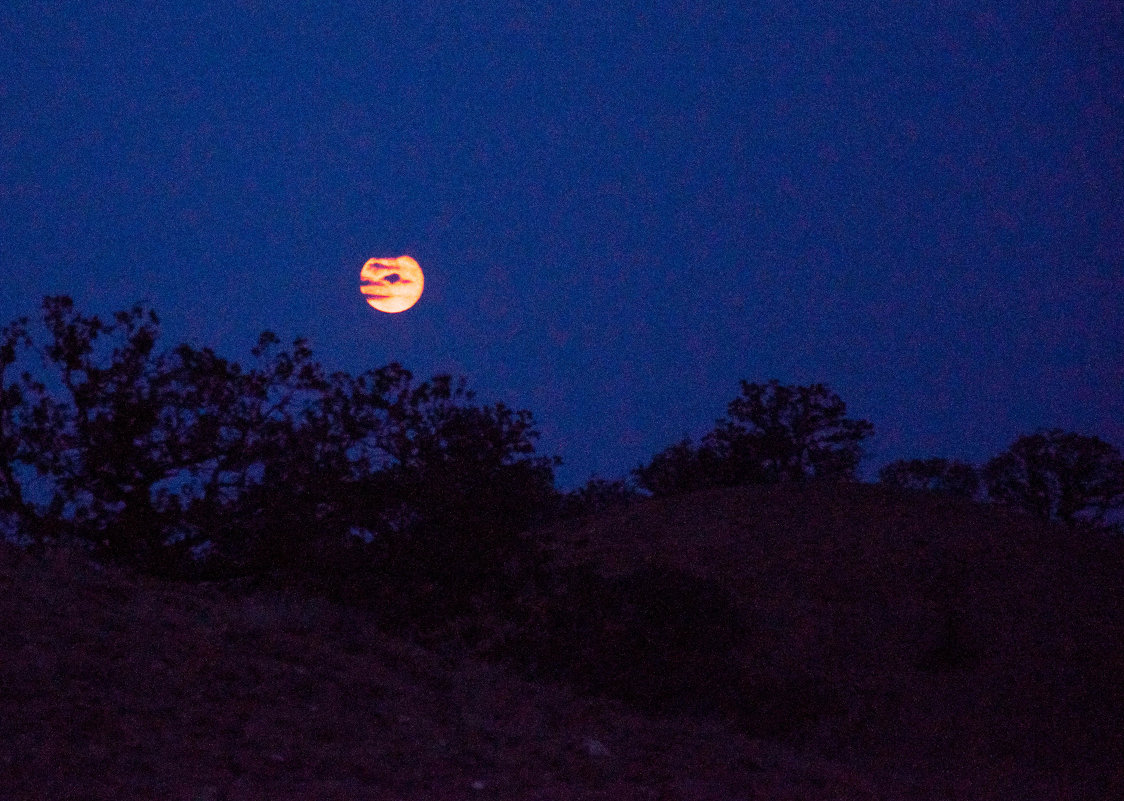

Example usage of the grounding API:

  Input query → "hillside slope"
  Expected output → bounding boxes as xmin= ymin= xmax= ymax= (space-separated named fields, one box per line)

xmin=2 ymin=480 xmax=1122 ymax=799
xmin=539 ymin=480 xmax=1124 ymax=796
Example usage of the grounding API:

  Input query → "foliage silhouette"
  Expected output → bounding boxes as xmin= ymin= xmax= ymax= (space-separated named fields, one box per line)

xmin=554 ymin=475 xmax=644 ymax=520
xmin=878 ymin=457 xmax=981 ymax=500
xmin=631 ymin=439 xmax=721 ymax=497
xmin=634 ymin=380 xmax=874 ymax=496
xmin=24 ymin=298 xmax=232 ymax=565
xmin=982 ymin=429 xmax=1124 ymax=533
xmin=4 ymin=292 xmax=1121 ymax=667
xmin=0 ymin=297 xmax=558 ymax=621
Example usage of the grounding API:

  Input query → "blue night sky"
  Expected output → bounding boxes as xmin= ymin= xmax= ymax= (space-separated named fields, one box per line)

xmin=2 ymin=1 xmax=1121 ymax=488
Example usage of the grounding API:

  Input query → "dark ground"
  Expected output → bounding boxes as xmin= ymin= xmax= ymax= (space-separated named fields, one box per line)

xmin=2 ymin=481 xmax=1121 ymax=799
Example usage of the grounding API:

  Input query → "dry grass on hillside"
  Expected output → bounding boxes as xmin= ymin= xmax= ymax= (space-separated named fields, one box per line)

xmin=1 ymin=480 xmax=1122 ymax=800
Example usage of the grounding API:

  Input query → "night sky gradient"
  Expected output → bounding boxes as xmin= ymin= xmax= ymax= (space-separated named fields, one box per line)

xmin=2 ymin=1 xmax=1121 ymax=488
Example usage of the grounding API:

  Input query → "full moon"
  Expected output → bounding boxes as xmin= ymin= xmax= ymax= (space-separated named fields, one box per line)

xmin=360 ymin=255 xmax=424 ymax=313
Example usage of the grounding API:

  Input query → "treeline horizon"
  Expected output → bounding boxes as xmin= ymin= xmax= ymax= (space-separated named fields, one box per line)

xmin=2 ymin=297 xmax=1122 ymax=602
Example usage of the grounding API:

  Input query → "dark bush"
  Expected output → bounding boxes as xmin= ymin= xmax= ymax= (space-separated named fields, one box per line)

xmin=504 ymin=561 xmax=750 ymax=717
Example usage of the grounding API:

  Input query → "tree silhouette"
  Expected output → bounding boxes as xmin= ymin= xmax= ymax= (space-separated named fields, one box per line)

xmin=982 ymin=429 xmax=1124 ymax=533
xmin=879 ymin=457 xmax=980 ymax=500
xmin=632 ymin=439 xmax=721 ymax=497
xmin=31 ymin=298 xmax=186 ymax=564
xmin=14 ymin=298 xmax=300 ymax=570
xmin=709 ymin=380 xmax=873 ymax=483
xmin=634 ymin=380 xmax=873 ymax=496
xmin=0 ymin=297 xmax=561 ymax=611
xmin=338 ymin=368 xmax=558 ymax=624
xmin=0 ymin=316 xmax=40 ymax=541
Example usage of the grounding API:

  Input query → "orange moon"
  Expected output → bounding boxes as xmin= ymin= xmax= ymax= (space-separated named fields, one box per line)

xmin=360 ymin=255 xmax=424 ymax=313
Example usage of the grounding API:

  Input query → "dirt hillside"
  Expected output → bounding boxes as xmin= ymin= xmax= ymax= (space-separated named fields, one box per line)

xmin=2 ymin=480 xmax=1121 ymax=799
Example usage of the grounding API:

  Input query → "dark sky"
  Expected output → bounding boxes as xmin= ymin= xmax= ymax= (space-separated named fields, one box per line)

xmin=2 ymin=1 xmax=1121 ymax=488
